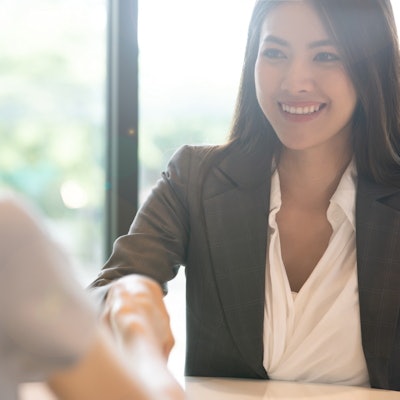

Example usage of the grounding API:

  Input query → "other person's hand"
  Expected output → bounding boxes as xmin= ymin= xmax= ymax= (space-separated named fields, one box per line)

xmin=102 ymin=274 xmax=175 ymax=360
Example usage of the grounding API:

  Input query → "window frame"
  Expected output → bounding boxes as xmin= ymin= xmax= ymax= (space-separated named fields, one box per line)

xmin=106 ymin=0 xmax=139 ymax=256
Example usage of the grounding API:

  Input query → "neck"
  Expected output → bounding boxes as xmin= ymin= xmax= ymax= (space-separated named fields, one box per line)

xmin=277 ymin=146 xmax=352 ymax=208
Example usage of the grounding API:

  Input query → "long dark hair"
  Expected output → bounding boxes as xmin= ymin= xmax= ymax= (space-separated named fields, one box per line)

xmin=229 ymin=0 xmax=400 ymax=185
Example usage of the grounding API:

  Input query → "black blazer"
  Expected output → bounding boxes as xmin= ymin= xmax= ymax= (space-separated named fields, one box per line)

xmin=90 ymin=142 xmax=400 ymax=390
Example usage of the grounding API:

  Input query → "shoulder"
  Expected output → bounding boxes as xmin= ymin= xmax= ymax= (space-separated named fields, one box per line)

xmin=0 ymin=192 xmax=47 ymax=242
xmin=169 ymin=144 xmax=224 ymax=166
xmin=165 ymin=143 xmax=228 ymax=180
xmin=0 ymin=192 xmax=27 ymax=218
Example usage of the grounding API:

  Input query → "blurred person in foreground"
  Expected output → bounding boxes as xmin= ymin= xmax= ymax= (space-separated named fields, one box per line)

xmin=0 ymin=192 xmax=184 ymax=400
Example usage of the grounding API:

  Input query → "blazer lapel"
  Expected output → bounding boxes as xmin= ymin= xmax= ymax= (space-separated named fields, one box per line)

xmin=202 ymin=141 xmax=271 ymax=378
xmin=356 ymin=177 xmax=400 ymax=387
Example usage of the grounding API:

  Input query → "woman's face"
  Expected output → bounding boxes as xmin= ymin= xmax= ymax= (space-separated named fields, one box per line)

xmin=254 ymin=1 xmax=357 ymax=154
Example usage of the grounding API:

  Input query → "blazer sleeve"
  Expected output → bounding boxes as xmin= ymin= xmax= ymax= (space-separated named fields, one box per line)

xmin=89 ymin=145 xmax=195 ymax=297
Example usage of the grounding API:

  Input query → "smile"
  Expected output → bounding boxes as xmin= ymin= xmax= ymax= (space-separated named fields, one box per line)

xmin=280 ymin=103 xmax=325 ymax=115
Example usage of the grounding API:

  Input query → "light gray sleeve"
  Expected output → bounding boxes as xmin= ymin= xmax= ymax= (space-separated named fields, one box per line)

xmin=0 ymin=194 xmax=96 ymax=383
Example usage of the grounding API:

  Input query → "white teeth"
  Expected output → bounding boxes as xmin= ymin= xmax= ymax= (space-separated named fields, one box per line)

xmin=281 ymin=103 xmax=321 ymax=114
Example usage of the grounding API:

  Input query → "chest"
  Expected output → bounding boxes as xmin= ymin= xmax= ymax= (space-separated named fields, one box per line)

xmin=276 ymin=206 xmax=332 ymax=292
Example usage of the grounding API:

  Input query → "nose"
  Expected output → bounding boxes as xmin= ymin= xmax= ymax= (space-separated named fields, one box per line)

xmin=280 ymin=59 xmax=315 ymax=94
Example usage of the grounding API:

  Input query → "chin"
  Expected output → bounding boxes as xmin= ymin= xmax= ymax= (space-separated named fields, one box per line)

xmin=278 ymin=137 xmax=317 ymax=152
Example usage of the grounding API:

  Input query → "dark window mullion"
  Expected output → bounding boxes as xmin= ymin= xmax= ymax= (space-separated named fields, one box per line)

xmin=106 ymin=0 xmax=139 ymax=256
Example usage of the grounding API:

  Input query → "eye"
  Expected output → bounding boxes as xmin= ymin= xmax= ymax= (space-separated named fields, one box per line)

xmin=314 ymin=52 xmax=340 ymax=62
xmin=262 ymin=48 xmax=286 ymax=60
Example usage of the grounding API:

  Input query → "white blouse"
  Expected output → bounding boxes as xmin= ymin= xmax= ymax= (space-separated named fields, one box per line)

xmin=263 ymin=162 xmax=370 ymax=386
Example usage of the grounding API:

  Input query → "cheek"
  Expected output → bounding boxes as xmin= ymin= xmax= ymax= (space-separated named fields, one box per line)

xmin=254 ymin=62 xmax=276 ymax=108
xmin=333 ymin=77 xmax=358 ymax=117
xmin=327 ymin=70 xmax=357 ymax=106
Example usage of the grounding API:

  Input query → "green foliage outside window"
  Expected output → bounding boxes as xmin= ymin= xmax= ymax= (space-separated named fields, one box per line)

xmin=0 ymin=0 xmax=106 ymax=281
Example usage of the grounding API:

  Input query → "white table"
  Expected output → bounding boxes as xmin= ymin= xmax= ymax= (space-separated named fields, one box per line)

xmin=21 ymin=378 xmax=400 ymax=399
xmin=184 ymin=377 xmax=400 ymax=400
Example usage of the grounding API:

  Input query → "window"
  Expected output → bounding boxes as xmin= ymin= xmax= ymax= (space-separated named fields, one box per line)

xmin=138 ymin=1 xmax=254 ymax=201
xmin=0 ymin=0 xmax=107 ymax=284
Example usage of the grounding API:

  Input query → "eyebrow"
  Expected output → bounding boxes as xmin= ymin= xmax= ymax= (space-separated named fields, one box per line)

xmin=262 ymin=35 xmax=335 ymax=49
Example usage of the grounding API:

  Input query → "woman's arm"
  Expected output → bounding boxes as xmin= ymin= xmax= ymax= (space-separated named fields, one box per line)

xmin=89 ymin=146 xmax=198 ymax=358
xmin=89 ymin=145 xmax=195 ymax=291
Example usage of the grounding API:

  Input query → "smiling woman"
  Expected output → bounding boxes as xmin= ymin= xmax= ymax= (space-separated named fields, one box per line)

xmin=89 ymin=0 xmax=400 ymax=392
xmin=139 ymin=0 xmax=400 ymax=382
